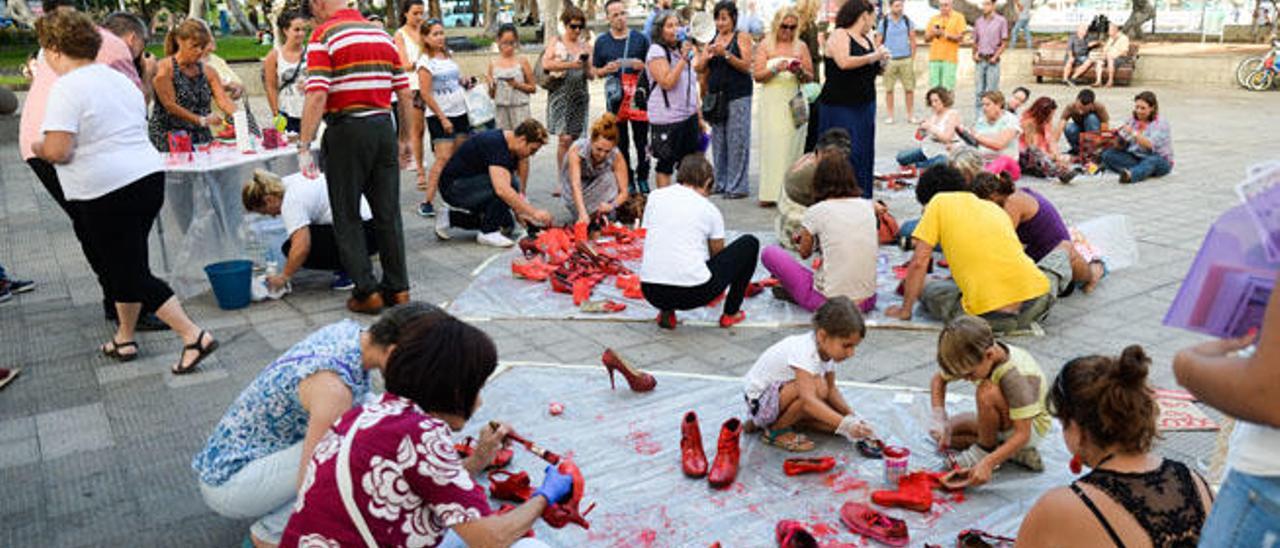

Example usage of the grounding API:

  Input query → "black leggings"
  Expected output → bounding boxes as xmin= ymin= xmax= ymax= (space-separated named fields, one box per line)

xmin=70 ymin=172 xmax=174 ymax=312
xmin=642 ymin=235 xmax=760 ymax=315
xmin=281 ymin=221 xmax=378 ymax=272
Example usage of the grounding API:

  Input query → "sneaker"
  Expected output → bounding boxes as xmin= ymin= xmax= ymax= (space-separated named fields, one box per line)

xmin=953 ymin=444 xmax=991 ymax=469
xmin=331 ymin=271 xmax=355 ymax=291
xmin=1118 ymin=168 xmax=1133 ymax=184
xmin=1009 ymin=446 xmax=1044 ymax=471
xmin=0 ymin=367 xmax=19 ymax=391
xmin=4 ymin=278 xmax=34 ymax=294
xmin=434 ymin=204 xmax=452 ymax=240
xmin=476 ymin=231 xmax=515 ymax=248
xmin=417 ymin=202 xmax=435 ymax=218
xmin=1058 ymin=169 xmax=1078 ymax=184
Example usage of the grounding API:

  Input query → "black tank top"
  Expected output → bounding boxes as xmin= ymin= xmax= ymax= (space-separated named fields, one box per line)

xmin=818 ymin=32 xmax=878 ymax=106
xmin=707 ymin=31 xmax=754 ymax=100
xmin=1069 ymin=459 xmax=1211 ymax=548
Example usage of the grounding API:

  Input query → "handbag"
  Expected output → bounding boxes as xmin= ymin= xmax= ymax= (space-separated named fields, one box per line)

xmin=465 ymin=83 xmax=496 ymax=127
xmin=535 ymin=40 xmax=566 ymax=92
xmin=618 ymin=72 xmax=648 ymax=122
xmin=876 ymin=200 xmax=900 ymax=245
xmin=789 ymin=90 xmax=809 ymax=128
xmin=701 ymin=90 xmax=727 ymax=124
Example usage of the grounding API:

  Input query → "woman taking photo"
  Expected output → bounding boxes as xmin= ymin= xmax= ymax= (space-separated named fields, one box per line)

xmin=561 ymin=113 xmax=630 ymax=226
xmin=417 ymin=18 xmax=472 ymax=218
xmin=646 ymin=11 xmax=701 ymax=188
xmin=393 ymin=0 xmax=427 ymax=178
xmin=817 ymin=0 xmax=889 ymax=200
xmin=1100 ymin=91 xmax=1173 ymax=184
xmin=541 ymin=5 xmax=593 ymax=190
xmin=1019 ymin=96 xmax=1077 ymax=184
xmin=487 ymin=24 xmax=535 ymax=130
xmin=262 ymin=10 xmax=307 ymax=134
xmin=149 ymin=18 xmax=237 ymax=150
xmin=34 ymin=10 xmax=217 ymax=374
xmin=753 ymin=7 xmax=812 ymax=206
xmin=895 ymin=86 xmax=960 ymax=170
xmin=1018 ymin=345 xmax=1213 ymax=546
xmin=281 ymin=316 xmax=572 ymax=547
xmin=697 ymin=1 xmax=754 ymax=200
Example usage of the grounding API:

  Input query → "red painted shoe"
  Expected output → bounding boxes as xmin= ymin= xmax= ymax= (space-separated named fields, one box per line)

xmin=488 ymin=470 xmax=535 ymax=502
xmin=490 ymin=447 xmax=514 ymax=469
xmin=707 ymin=418 xmax=743 ymax=489
xmin=719 ymin=311 xmax=746 ymax=328
xmin=512 ymin=257 xmax=555 ymax=281
xmin=681 ymin=411 xmax=708 ymax=478
xmin=775 ymin=520 xmax=819 ymax=548
xmin=601 ymin=348 xmax=656 ymax=392
xmin=870 ymin=471 xmax=936 ymax=512
xmin=782 ymin=456 xmax=836 ymax=476
xmin=542 ymin=458 xmax=595 ymax=529
xmin=840 ymin=501 xmax=909 ymax=547
xmin=957 ymin=529 xmax=1015 ymax=547
xmin=656 ymin=310 xmax=677 ymax=329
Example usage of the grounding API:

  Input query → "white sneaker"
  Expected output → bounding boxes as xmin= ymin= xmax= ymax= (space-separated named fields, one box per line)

xmin=953 ymin=444 xmax=991 ymax=469
xmin=476 ymin=231 xmax=515 ymax=248
xmin=434 ymin=204 xmax=451 ymax=240
xmin=1010 ymin=446 xmax=1044 ymax=471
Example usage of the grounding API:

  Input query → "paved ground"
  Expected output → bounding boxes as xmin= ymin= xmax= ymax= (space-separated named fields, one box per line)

xmin=0 ymin=77 xmax=1275 ymax=546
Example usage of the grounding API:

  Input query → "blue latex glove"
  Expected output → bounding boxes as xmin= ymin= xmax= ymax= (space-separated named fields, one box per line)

xmin=532 ymin=464 xmax=574 ymax=505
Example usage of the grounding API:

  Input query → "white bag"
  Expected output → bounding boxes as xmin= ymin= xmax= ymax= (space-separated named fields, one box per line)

xmin=465 ymin=84 xmax=496 ymax=127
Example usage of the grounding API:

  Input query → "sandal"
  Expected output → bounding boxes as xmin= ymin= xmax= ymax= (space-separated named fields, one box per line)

xmin=172 ymin=330 xmax=218 ymax=375
xmin=101 ymin=339 xmax=138 ymax=362
xmin=761 ymin=428 xmax=815 ymax=452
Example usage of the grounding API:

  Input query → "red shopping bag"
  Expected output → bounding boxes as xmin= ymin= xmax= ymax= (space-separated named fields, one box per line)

xmin=618 ymin=72 xmax=648 ymax=123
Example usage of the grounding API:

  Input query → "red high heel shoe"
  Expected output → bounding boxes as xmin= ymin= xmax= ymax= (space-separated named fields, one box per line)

xmin=454 ymin=438 xmax=513 ymax=470
xmin=601 ymin=348 xmax=656 ymax=392
xmin=775 ymin=520 xmax=819 ymax=548
xmin=871 ymin=471 xmax=936 ymax=512
xmin=719 ymin=311 xmax=746 ymax=328
xmin=840 ymin=501 xmax=909 ymax=547
xmin=783 ymin=456 xmax=836 ymax=476
xmin=656 ymin=310 xmax=677 ymax=329
xmin=488 ymin=470 xmax=535 ymax=502
xmin=681 ymin=411 xmax=708 ymax=478
xmin=707 ymin=418 xmax=742 ymax=489
xmin=541 ymin=459 xmax=595 ymax=529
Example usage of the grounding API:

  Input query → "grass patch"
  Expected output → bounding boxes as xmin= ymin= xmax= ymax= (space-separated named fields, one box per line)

xmin=0 ymin=34 xmax=272 ymax=72
xmin=0 ymin=74 xmax=30 ymax=88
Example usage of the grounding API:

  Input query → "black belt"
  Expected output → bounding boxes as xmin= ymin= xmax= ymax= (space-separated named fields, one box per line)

xmin=322 ymin=111 xmax=391 ymax=126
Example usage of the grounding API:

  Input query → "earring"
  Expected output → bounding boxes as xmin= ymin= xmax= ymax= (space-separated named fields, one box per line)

xmin=1069 ymin=454 xmax=1082 ymax=474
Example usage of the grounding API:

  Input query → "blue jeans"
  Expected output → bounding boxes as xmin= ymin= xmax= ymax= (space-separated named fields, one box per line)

xmin=1199 ymin=470 xmax=1280 ymax=548
xmin=896 ymin=147 xmax=949 ymax=170
xmin=1100 ymin=149 xmax=1171 ymax=183
xmin=1063 ymin=113 xmax=1101 ymax=155
xmin=974 ymin=60 xmax=1001 ymax=114
xmin=1010 ymin=17 xmax=1032 ymax=49
xmin=819 ymin=101 xmax=876 ymax=199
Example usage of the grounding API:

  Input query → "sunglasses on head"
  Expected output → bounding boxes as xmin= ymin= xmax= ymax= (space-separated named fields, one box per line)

xmin=424 ymin=18 xmax=442 ymax=26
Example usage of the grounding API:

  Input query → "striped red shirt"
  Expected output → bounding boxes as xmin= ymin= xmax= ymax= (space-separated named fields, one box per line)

xmin=305 ymin=9 xmax=408 ymax=115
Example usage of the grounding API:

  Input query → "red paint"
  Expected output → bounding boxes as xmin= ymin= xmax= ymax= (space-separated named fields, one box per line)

xmin=625 ymin=429 xmax=662 ymax=455
xmin=810 ymin=522 xmax=840 ymax=537
xmin=748 ymin=503 xmax=762 ymax=513
xmin=636 ymin=528 xmax=657 ymax=547
xmin=549 ymin=402 xmax=565 ymax=415
xmin=823 ymin=472 xmax=868 ymax=493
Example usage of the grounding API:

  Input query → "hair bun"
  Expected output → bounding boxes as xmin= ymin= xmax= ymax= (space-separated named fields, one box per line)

xmin=1113 ymin=345 xmax=1150 ymax=387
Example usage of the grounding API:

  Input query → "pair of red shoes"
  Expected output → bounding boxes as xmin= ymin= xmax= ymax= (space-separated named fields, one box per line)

xmin=654 ymin=308 xmax=747 ymax=330
xmin=681 ymin=412 xmax=742 ymax=489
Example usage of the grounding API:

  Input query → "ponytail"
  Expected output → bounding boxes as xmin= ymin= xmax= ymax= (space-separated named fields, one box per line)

xmin=970 ymin=171 xmax=1015 ymax=201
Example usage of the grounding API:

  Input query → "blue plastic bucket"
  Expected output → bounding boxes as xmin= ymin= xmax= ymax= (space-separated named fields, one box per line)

xmin=204 ymin=260 xmax=253 ymax=310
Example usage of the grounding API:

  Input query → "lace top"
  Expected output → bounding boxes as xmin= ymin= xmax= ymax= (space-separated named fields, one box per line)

xmin=1070 ymin=459 xmax=1210 ymax=548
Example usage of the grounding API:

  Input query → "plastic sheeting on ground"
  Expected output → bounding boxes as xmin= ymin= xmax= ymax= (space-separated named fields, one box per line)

xmin=460 ymin=363 xmax=1074 ymax=546
xmin=446 ymin=233 xmax=950 ymax=330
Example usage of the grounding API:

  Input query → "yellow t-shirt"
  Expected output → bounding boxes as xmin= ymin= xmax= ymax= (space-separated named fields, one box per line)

xmin=913 ymin=192 xmax=1049 ymax=315
xmin=927 ymin=12 xmax=968 ymax=62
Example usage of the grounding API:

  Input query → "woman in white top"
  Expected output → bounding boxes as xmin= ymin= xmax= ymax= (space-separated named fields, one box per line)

xmin=957 ymin=90 xmax=1022 ymax=178
xmin=242 ymin=170 xmax=377 ymax=293
xmin=394 ymin=0 xmax=427 ymax=174
xmin=640 ymin=155 xmax=760 ymax=330
xmin=417 ymin=18 xmax=473 ymax=218
xmin=262 ymin=10 xmax=307 ymax=133
xmin=33 ymin=10 xmax=217 ymax=375
xmin=762 ymin=154 xmax=878 ymax=313
xmin=895 ymin=86 xmax=960 ymax=170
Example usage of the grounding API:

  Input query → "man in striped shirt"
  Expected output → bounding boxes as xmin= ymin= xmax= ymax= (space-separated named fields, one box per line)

xmin=299 ymin=0 xmax=413 ymax=314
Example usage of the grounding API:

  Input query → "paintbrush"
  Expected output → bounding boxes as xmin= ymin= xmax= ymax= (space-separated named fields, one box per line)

xmin=491 ymin=421 xmax=562 ymax=465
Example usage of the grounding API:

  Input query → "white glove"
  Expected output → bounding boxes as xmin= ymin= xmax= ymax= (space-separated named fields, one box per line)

xmin=299 ymin=149 xmax=319 ymax=179
xmin=836 ymin=414 xmax=872 ymax=441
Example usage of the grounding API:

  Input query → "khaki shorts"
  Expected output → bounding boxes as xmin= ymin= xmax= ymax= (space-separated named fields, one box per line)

xmin=882 ymin=57 xmax=917 ymax=91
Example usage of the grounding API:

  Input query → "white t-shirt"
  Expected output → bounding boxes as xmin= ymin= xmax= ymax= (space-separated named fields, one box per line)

xmin=41 ymin=64 xmax=161 ymax=201
xmin=640 ymin=184 xmax=725 ymax=286
xmin=415 ymin=55 xmax=468 ymax=118
xmin=743 ymin=333 xmax=840 ymax=399
xmin=280 ymin=173 xmax=373 ymax=236
xmin=1228 ymin=421 xmax=1280 ymax=477
xmin=802 ymin=198 xmax=878 ymax=301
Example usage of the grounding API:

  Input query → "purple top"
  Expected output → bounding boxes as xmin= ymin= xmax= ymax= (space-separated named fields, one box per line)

xmin=1017 ymin=187 xmax=1071 ymax=262
xmin=646 ymin=43 xmax=698 ymax=124
xmin=972 ymin=14 xmax=1008 ymax=56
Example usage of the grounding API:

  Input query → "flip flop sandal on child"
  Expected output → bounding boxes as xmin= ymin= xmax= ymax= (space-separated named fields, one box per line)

xmin=761 ymin=428 xmax=815 ymax=452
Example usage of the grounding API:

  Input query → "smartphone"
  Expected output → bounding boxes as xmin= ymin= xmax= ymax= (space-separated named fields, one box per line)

xmin=579 ymin=53 xmax=590 ymax=62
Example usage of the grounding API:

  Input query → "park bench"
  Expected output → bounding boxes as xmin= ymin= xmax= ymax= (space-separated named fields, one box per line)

xmin=1032 ymin=40 xmax=1140 ymax=85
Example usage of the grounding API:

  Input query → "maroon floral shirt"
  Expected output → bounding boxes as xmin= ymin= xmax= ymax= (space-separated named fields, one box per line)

xmin=281 ymin=393 xmax=492 ymax=548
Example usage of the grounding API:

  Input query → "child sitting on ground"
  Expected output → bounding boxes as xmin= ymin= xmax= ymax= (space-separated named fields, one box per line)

xmin=930 ymin=315 xmax=1049 ymax=486
xmin=742 ymin=297 xmax=876 ymax=451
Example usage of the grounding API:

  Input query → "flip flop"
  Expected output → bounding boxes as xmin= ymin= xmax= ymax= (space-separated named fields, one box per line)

xmin=761 ymin=428 xmax=815 ymax=452
xmin=101 ymin=339 xmax=138 ymax=362
xmin=172 ymin=330 xmax=218 ymax=375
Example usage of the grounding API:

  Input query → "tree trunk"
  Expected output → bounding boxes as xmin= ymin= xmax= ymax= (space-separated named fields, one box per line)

xmin=1122 ymin=0 xmax=1157 ymax=38
xmin=190 ymin=0 xmax=206 ymax=21
xmin=226 ymin=0 xmax=258 ymax=34
xmin=484 ymin=0 xmax=498 ymax=33
xmin=929 ymin=0 xmax=981 ymax=24
xmin=429 ymin=0 xmax=443 ymax=20
xmin=542 ymin=0 xmax=562 ymax=40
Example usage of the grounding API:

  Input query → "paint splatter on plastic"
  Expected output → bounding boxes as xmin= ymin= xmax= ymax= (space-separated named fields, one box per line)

xmin=625 ymin=428 xmax=661 ymax=455
xmin=549 ymin=402 xmax=565 ymax=415
xmin=823 ymin=472 xmax=868 ymax=493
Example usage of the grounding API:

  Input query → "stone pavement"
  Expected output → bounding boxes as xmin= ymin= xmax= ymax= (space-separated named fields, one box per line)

xmin=0 ymin=79 xmax=1275 ymax=546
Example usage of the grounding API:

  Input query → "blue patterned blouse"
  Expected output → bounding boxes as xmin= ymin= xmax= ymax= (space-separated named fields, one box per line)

xmin=192 ymin=320 xmax=371 ymax=486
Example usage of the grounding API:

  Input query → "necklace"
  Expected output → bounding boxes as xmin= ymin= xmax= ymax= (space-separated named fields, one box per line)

xmin=1091 ymin=453 xmax=1117 ymax=470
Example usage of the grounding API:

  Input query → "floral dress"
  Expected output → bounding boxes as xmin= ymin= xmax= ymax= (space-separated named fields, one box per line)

xmin=280 ymin=393 xmax=492 ymax=547
xmin=150 ymin=57 xmax=213 ymax=150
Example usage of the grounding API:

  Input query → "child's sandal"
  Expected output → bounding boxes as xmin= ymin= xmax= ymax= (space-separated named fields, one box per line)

xmin=761 ymin=428 xmax=815 ymax=452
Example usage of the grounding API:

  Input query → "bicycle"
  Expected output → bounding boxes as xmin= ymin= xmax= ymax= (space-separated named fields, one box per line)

xmin=1238 ymin=36 xmax=1280 ymax=90
xmin=1245 ymin=41 xmax=1280 ymax=91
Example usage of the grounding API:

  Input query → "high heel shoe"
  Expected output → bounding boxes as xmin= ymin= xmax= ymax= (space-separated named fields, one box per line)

xmin=707 ymin=418 xmax=743 ymax=489
xmin=542 ymin=459 xmax=595 ymax=529
xmin=783 ymin=456 xmax=836 ymax=476
xmin=601 ymin=348 xmax=656 ymax=392
xmin=681 ymin=411 xmax=708 ymax=478
xmin=488 ymin=470 xmax=535 ymax=502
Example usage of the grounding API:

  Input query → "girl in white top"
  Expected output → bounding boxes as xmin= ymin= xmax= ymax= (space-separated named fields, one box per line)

xmin=416 ymin=18 xmax=472 ymax=218
xmin=742 ymin=297 xmax=875 ymax=452
xmin=762 ymin=155 xmax=878 ymax=313
xmin=393 ymin=0 xmax=426 ymax=172
xmin=486 ymin=24 xmax=535 ymax=130
xmin=33 ymin=10 xmax=216 ymax=375
xmin=895 ymin=86 xmax=961 ymax=170
xmin=262 ymin=10 xmax=307 ymax=133
xmin=241 ymin=170 xmax=375 ymax=293
xmin=639 ymin=155 xmax=760 ymax=329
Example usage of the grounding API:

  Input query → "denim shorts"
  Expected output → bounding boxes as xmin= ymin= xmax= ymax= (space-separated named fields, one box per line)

xmin=1198 ymin=470 xmax=1280 ymax=547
